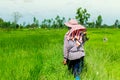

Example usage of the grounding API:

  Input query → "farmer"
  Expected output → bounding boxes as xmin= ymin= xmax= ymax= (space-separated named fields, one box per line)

xmin=63 ymin=19 xmax=88 ymax=80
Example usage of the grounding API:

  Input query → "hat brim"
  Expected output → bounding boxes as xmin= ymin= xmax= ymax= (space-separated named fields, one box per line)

xmin=65 ymin=22 xmax=86 ymax=30
xmin=74 ymin=25 xmax=86 ymax=31
xmin=69 ymin=25 xmax=86 ymax=35
xmin=64 ymin=22 xmax=74 ymax=28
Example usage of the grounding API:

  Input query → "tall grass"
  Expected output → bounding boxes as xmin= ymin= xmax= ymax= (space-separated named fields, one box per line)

xmin=0 ymin=28 xmax=120 ymax=80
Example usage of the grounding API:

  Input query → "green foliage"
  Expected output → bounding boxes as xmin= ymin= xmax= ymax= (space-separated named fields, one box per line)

xmin=0 ymin=28 xmax=120 ymax=80
xmin=33 ymin=17 xmax=39 ymax=28
xmin=114 ymin=19 xmax=120 ymax=28
xmin=53 ymin=15 xmax=65 ymax=28
xmin=0 ymin=18 xmax=4 ymax=24
xmin=95 ymin=15 xmax=103 ymax=27
xmin=87 ymin=22 xmax=95 ymax=28
xmin=28 ymin=65 xmax=42 ymax=80
xmin=40 ymin=15 xmax=66 ymax=28
xmin=40 ymin=19 xmax=52 ymax=28
xmin=0 ymin=18 xmax=24 ymax=29
xmin=75 ymin=7 xmax=90 ymax=25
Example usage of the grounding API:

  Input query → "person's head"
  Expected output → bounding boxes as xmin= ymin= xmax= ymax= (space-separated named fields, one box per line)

xmin=65 ymin=19 xmax=87 ymax=40
xmin=64 ymin=19 xmax=78 ymax=30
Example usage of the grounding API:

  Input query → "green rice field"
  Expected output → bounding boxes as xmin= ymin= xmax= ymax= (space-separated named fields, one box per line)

xmin=0 ymin=28 xmax=120 ymax=80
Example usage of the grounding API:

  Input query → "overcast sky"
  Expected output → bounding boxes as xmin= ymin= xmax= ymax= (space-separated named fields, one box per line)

xmin=0 ymin=0 xmax=120 ymax=25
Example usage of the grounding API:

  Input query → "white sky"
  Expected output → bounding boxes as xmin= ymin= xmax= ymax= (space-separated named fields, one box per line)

xmin=0 ymin=0 xmax=120 ymax=25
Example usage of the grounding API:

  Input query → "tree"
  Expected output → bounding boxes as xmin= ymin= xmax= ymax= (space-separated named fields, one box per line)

xmin=75 ymin=7 xmax=90 ymax=25
xmin=53 ymin=15 xmax=65 ymax=28
xmin=96 ymin=15 xmax=103 ymax=27
xmin=12 ymin=12 xmax=22 ymax=28
xmin=33 ymin=17 xmax=39 ymax=28
xmin=87 ymin=22 xmax=95 ymax=28
xmin=40 ymin=15 xmax=65 ymax=29
xmin=0 ymin=18 xmax=4 ymax=28
xmin=2 ymin=22 xmax=11 ymax=28
xmin=0 ymin=18 xmax=12 ymax=28
xmin=41 ymin=19 xmax=48 ymax=28
xmin=114 ymin=19 xmax=120 ymax=28
xmin=0 ymin=18 xmax=4 ymax=23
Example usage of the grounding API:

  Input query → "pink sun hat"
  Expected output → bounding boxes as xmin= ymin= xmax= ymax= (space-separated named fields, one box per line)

xmin=65 ymin=19 xmax=78 ymax=28
xmin=65 ymin=19 xmax=86 ymax=32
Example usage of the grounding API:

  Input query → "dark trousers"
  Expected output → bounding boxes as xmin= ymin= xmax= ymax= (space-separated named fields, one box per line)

xmin=67 ymin=57 xmax=84 ymax=77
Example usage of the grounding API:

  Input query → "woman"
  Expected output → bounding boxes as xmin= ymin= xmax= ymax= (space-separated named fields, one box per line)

xmin=63 ymin=19 xmax=88 ymax=80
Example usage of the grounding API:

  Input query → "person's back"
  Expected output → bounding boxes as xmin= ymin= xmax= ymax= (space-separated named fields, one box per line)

xmin=64 ymin=33 xmax=85 ymax=60
xmin=63 ymin=19 xmax=88 ymax=80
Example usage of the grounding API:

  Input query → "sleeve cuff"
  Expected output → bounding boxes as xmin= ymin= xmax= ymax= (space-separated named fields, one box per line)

xmin=64 ymin=57 xmax=67 ymax=59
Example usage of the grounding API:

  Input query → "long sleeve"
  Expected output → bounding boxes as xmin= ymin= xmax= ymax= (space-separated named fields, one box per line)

xmin=64 ymin=36 xmax=68 ymax=59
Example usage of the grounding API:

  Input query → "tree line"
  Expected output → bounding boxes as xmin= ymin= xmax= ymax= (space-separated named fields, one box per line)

xmin=0 ymin=7 xmax=120 ymax=29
